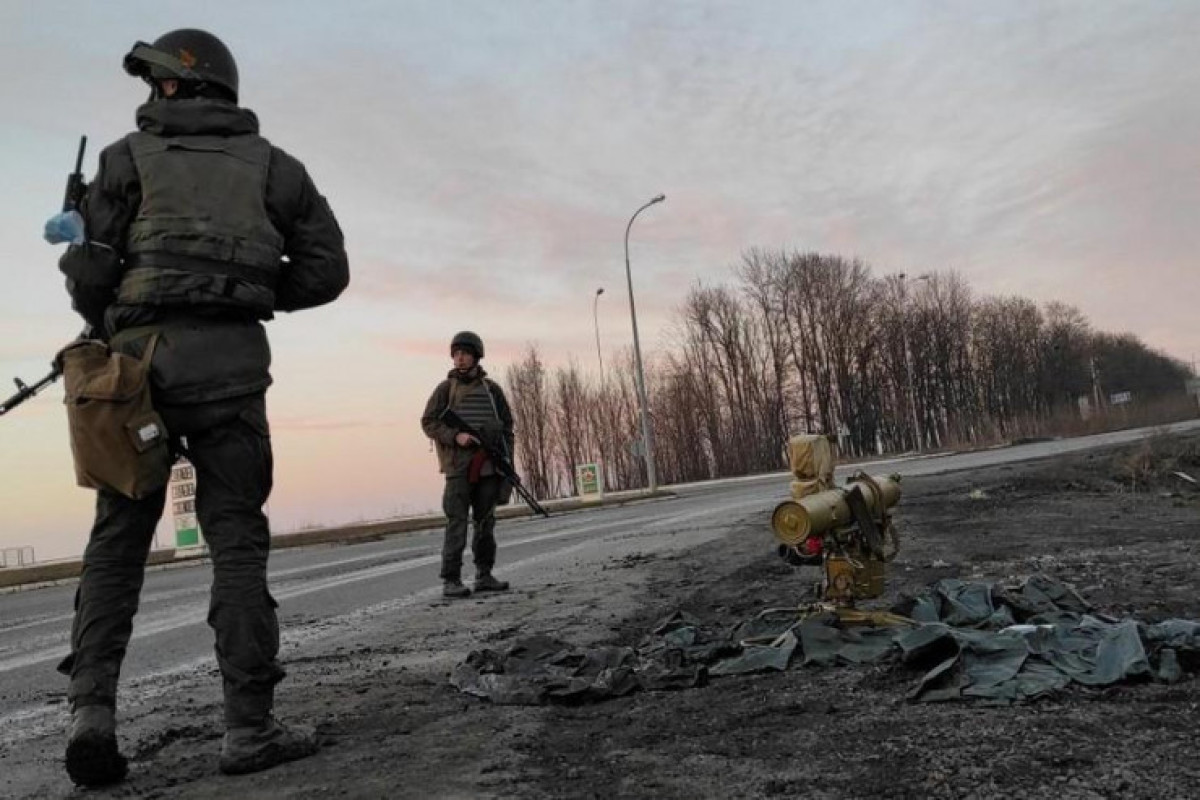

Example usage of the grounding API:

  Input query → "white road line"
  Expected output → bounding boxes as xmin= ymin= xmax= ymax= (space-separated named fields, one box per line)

xmin=0 ymin=520 xmax=676 ymax=741
xmin=0 ymin=503 xmax=730 ymax=675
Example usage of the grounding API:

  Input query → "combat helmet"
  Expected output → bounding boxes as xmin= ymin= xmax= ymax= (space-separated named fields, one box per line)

xmin=450 ymin=331 xmax=485 ymax=360
xmin=123 ymin=29 xmax=239 ymax=102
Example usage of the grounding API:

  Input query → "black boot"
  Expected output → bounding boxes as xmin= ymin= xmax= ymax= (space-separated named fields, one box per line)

xmin=219 ymin=717 xmax=319 ymax=775
xmin=474 ymin=573 xmax=510 ymax=592
xmin=443 ymin=579 xmax=472 ymax=598
xmin=65 ymin=705 xmax=128 ymax=788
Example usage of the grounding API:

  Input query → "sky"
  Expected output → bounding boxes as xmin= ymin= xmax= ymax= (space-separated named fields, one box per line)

xmin=2 ymin=0 xmax=1198 ymax=562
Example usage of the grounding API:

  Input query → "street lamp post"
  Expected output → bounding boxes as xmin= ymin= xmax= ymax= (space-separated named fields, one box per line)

xmin=624 ymin=193 xmax=665 ymax=492
xmin=593 ymin=287 xmax=605 ymax=381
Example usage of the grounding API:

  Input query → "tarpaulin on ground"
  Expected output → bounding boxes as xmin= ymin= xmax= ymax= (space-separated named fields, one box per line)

xmin=449 ymin=615 xmax=732 ymax=705
xmin=898 ymin=578 xmax=1200 ymax=702
xmin=450 ymin=576 xmax=1200 ymax=705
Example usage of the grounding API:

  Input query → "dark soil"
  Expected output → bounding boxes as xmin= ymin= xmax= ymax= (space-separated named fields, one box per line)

xmin=489 ymin=435 xmax=1200 ymax=800
xmin=9 ymin=433 xmax=1200 ymax=799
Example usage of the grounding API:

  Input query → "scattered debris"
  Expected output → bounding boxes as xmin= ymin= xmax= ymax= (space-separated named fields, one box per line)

xmin=451 ymin=575 xmax=1200 ymax=707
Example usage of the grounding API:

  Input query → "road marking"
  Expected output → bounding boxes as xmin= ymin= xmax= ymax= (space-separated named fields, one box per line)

xmin=0 ymin=520 xmax=711 ymax=743
xmin=0 ymin=496 xmax=772 ymax=675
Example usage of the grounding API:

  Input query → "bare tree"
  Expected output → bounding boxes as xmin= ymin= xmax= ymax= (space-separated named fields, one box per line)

xmin=505 ymin=345 xmax=557 ymax=499
xmin=505 ymin=247 xmax=1194 ymax=499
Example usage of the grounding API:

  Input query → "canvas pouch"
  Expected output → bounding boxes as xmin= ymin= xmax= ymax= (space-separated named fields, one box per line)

xmin=57 ymin=334 xmax=172 ymax=499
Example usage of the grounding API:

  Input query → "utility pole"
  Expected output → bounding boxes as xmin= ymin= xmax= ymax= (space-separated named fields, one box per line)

xmin=593 ymin=287 xmax=605 ymax=382
xmin=624 ymin=194 xmax=665 ymax=492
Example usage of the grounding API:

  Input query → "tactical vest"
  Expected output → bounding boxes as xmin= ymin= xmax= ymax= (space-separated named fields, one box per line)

xmin=450 ymin=379 xmax=503 ymax=435
xmin=117 ymin=131 xmax=284 ymax=318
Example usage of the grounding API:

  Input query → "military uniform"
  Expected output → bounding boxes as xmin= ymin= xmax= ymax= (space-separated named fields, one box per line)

xmin=420 ymin=335 xmax=515 ymax=594
xmin=57 ymin=29 xmax=348 ymax=787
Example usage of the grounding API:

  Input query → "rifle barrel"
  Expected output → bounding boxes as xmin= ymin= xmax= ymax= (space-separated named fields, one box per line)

xmin=0 ymin=368 xmax=62 ymax=416
xmin=73 ymin=135 xmax=87 ymax=174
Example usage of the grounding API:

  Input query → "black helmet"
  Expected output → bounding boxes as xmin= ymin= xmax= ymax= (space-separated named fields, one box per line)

xmin=123 ymin=29 xmax=239 ymax=102
xmin=450 ymin=331 xmax=484 ymax=360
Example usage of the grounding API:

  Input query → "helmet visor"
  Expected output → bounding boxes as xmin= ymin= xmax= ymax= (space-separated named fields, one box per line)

xmin=122 ymin=42 xmax=200 ymax=81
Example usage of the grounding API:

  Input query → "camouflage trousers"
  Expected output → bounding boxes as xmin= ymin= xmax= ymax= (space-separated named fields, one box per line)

xmin=58 ymin=394 xmax=284 ymax=727
xmin=439 ymin=474 xmax=503 ymax=581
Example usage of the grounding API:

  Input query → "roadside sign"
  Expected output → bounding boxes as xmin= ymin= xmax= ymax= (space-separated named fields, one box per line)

xmin=576 ymin=462 xmax=604 ymax=500
xmin=170 ymin=460 xmax=203 ymax=547
xmin=1110 ymin=391 xmax=1132 ymax=405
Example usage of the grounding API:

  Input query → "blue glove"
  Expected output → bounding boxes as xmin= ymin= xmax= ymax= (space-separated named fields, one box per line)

xmin=43 ymin=210 xmax=85 ymax=245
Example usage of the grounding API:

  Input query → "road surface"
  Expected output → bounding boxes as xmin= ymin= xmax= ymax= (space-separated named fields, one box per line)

xmin=2 ymin=419 xmax=1197 ymax=750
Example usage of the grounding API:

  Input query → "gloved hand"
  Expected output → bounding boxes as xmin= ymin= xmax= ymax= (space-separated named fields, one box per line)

xmin=43 ymin=210 xmax=86 ymax=245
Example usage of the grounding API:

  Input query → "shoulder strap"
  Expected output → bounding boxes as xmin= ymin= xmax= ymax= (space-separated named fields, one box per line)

xmin=447 ymin=377 xmax=466 ymax=410
xmin=139 ymin=332 xmax=161 ymax=369
xmin=481 ymin=380 xmax=502 ymax=423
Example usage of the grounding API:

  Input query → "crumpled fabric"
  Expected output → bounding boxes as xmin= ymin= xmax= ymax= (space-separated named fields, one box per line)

xmin=449 ymin=634 xmax=642 ymax=705
xmin=44 ymin=209 xmax=86 ymax=245
xmin=896 ymin=577 xmax=1180 ymax=703
xmin=451 ymin=575 xmax=1200 ymax=706
xmin=450 ymin=616 xmax=723 ymax=705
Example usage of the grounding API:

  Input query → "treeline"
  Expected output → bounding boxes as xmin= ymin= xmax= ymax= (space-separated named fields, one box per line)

xmin=506 ymin=250 xmax=1194 ymax=497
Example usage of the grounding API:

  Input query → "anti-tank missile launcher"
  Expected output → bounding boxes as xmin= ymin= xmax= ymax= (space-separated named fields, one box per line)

xmin=769 ymin=435 xmax=901 ymax=605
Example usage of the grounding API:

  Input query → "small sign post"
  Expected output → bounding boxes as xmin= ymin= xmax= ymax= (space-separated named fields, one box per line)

xmin=576 ymin=462 xmax=604 ymax=501
xmin=170 ymin=460 xmax=203 ymax=548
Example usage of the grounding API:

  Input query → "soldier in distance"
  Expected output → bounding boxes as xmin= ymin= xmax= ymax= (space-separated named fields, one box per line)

xmin=420 ymin=331 xmax=517 ymax=599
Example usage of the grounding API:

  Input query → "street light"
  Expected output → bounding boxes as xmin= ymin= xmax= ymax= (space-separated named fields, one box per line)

xmin=898 ymin=272 xmax=930 ymax=452
xmin=593 ymin=287 xmax=605 ymax=381
xmin=624 ymin=193 xmax=665 ymax=492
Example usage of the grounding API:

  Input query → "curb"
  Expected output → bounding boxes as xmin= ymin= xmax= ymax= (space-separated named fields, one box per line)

xmin=0 ymin=489 xmax=676 ymax=591
xmin=0 ymin=547 xmax=183 ymax=590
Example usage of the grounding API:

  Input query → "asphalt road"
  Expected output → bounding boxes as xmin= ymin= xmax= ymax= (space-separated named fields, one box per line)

xmin=2 ymin=418 xmax=1197 ymax=745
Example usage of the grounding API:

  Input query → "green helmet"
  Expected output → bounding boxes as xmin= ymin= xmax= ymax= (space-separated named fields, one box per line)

xmin=123 ymin=29 xmax=239 ymax=102
xmin=450 ymin=331 xmax=484 ymax=360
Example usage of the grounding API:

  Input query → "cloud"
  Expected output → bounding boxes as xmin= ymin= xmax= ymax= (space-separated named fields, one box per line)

xmin=6 ymin=1 xmax=1200 ymax=562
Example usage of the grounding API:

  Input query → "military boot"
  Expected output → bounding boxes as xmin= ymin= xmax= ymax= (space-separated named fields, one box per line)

xmin=65 ymin=704 xmax=128 ymax=788
xmin=219 ymin=717 xmax=319 ymax=775
xmin=443 ymin=579 xmax=472 ymax=598
xmin=474 ymin=573 xmax=510 ymax=593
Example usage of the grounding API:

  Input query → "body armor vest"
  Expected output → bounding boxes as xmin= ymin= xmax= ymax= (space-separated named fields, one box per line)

xmin=117 ymin=131 xmax=284 ymax=318
xmin=451 ymin=380 xmax=502 ymax=435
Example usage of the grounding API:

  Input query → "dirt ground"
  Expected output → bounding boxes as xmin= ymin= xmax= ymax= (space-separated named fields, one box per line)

xmin=13 ymin=431 xmax=1200 ymax=799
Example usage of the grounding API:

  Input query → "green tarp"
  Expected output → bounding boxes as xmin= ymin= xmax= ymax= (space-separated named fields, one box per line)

xmin=450 ymin=576 xmax=1200 ymax=705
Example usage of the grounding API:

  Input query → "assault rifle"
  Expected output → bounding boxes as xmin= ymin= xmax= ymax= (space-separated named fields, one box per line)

xmin=2 ymin=137 xmax=90 ymax=418
xmin=438 ymin=407 xmax=550 ymax=518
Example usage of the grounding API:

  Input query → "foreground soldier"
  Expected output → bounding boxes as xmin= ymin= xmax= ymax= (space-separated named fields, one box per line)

xmin=421 ymin=332 xmax=516 ymax=598
xmin=55 ymin=29 xmax=348 ymax=786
